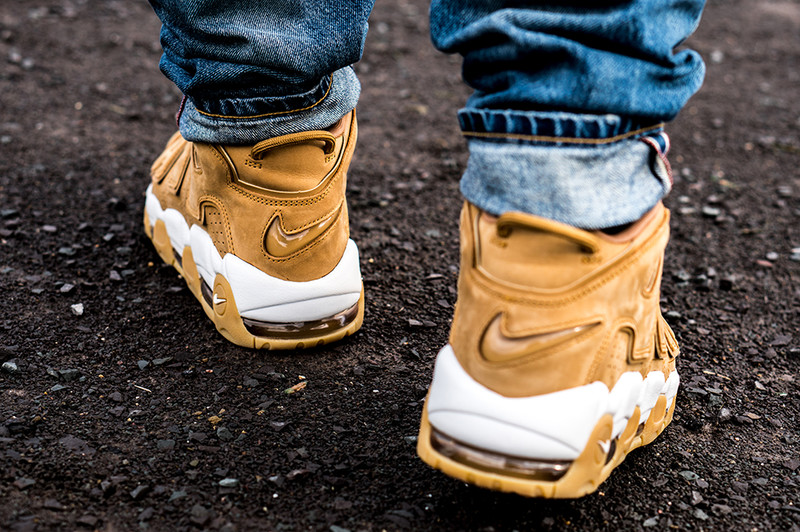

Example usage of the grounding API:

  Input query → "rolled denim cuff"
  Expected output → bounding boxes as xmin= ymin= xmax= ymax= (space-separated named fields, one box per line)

xmin=459 ymin=109 xmax=672 ymax=229
xmin=459 ymin=109 xmax=664 ymax=145
xmin=177 ymin=66 xmax=360 ymax=144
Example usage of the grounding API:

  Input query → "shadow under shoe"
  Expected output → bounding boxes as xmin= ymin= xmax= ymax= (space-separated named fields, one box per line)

xmin=418 ymin=201 xmax=680 ymax=498
xmin=143 ymin=112 xmax=364 ymax=349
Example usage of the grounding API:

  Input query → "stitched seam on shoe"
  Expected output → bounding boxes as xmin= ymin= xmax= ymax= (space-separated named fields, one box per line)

xmin=220 ymin=112 xmax=355 ymax=207
xmin=270 ymin=201 xmax=344 ymax=233
xmin=491 ymin=315 xmax=605 ymax=336
xmin=194 ymin=75 xmax=333 ymax=120
xmin=225 ymin=141 xmax=349 ymax=207
xmin=462 ymin=124 xmax=664 ymax=145
xmin=198 ymin=195 xmax=235 ymax=256
xmin=226 ymin=175 xmax=341 ymax=207
xmin=471 ymin=213 xmax=668 ymax=306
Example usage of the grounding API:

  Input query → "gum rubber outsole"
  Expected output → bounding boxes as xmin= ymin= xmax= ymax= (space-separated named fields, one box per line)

xmin=416 ymin=392 xmax=677 ymax=499
xmin=144 ymin=210 xmax=365 ymax=350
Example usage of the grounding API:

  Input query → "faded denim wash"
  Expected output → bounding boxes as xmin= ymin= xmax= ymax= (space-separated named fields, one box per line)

xmin=148 ymin=0 xmax=705 ymax=227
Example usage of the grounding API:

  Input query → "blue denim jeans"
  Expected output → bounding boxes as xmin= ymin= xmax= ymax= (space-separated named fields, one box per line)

xmin=148 ymin=0 xmax=705 ymax=228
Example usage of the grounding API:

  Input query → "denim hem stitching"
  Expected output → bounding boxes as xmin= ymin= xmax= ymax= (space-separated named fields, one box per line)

xmin=194 ymin=75 xmax=334 ymax=120
xmin=462 ymin=123 xmax=665 ymax=145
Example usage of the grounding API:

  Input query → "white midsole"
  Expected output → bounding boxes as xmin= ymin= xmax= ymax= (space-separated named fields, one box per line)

xmin=426 ymin=345 xmax=679 ymax=461
xmin=145 ymin=185 xmax=362 ymax=323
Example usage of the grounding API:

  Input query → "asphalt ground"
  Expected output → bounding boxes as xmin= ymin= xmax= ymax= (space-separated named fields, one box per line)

xmin=1 ymin=0 xmax=799 ymax=530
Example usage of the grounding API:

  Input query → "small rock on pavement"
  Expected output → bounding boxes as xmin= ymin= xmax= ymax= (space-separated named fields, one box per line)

xmin=42 ymin=498 xmax=65 ymax=511
xmin=216 ymin=426 xmax=234 ymax=441
xmin=680 ymin=470 xmax=699 ymax=481
xmin=169 ymin=490 xmax=188 ymax=502
xmin=694 ymin=509 xmax=709 ymax=520
xmin=219 ymin=478 xmax=239 ymax=488
xmin=13 ymin=477 xmax=35 ymax=490
xmin=330 ymin=526 xmax=352 ymax=532
xmin=58 ymin=368 xmax=80 ymax=382
xmin=130 ymin=484 xmax=151 ymax=500
xmin=70 ymin=303 xmax=84 ymax=316
xmin=137 ymin=360 xmax=150 ymax=370
xmin=643 ymin=517 xmax=658 ymax=528
xmin=189 ymin=504 xmax=210 ymax=526
xmin=2 ymin=360 xmax=19 ymax=373
xmin=712 ymin=504 xmax=732 ymax=515
xmin=76 ymin=515 xmax=98 ymax=528
xmin=770 ymin=334 xmax=792 ymax=346
xmin=59 ymin=283 xmax=75 ymax=294
xmin=157 ymin=439 xmax=175 ymax=450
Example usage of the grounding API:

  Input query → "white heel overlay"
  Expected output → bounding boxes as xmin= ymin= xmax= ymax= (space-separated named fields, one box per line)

xmin=426 ymin=345 xmax=679 ymax=461
xmin=145 ymin=185 xmax=362 ymax=323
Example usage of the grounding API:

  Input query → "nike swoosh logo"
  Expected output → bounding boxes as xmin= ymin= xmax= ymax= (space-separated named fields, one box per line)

xmin=212 ymin=294 xmax=226 ymax=306
xmin=264 ymin=204 xmax=342 ymax=258
xmin=479 ymin=313 xmax=600 ymax=363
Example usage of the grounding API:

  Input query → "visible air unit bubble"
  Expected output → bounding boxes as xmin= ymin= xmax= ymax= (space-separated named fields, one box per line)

xmin=430 ymin=428 xmax=572 ymax=482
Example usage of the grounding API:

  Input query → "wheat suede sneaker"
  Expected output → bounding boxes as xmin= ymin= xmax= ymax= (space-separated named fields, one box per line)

xmin=417 ymin=201 xmax=680 ymax=498
xmin=143 ymin=111 xmax=364 ymax=349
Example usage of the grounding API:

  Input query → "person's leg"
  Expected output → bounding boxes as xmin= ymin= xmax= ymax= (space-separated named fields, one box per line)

xmin=149 ymin=0 xmax=375 ymax=143
xmin=431 ymin=0 xmax=705 ymax=227
xmin=144 ymin=0 xmax=374 ymax=349
xmin=418 ymin=0 xmax=705 ymax=497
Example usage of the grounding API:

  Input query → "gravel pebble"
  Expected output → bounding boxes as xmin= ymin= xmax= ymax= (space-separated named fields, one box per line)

xmin=59 ymin=283 xmax=75 ymax=294
xmin=58 ymin=368 xmax=80 ymax=382
xmin=42 ymin=498 xmax=64 ymax=511
xmin=216 ymin=426 xmax=234 ymax=441
xmin=168 ymin=490 xmax=187 ymax=502
xmin=189 ymin=504 xmax=210 ymax=526
xmin=219 ymin=478 xmax=239 ymax=488
xmin=712 ymin=503 xmax=732 ymax=515
xmin=13 ymin=477 xmax=35 ymax=489
xmin=70 ymin=303 xmax=84 ymax=316
xmin=76 ymin=515 xmax=98 ymax=527
xmin=130 ymin=484 xmax=151 ymax=500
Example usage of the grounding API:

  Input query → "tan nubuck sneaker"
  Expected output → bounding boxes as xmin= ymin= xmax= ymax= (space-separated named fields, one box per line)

xmin=143 ymin=111 xmax=363 ymax=349
xmin=417 ymin=201 xmax=680 ymax=498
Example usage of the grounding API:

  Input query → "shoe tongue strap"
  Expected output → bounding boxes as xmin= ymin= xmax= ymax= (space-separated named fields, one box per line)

xmin=495 ymin=212 xmax=600 ymax=254
xmin=251 ymin=130 xmax=337 ymax=159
